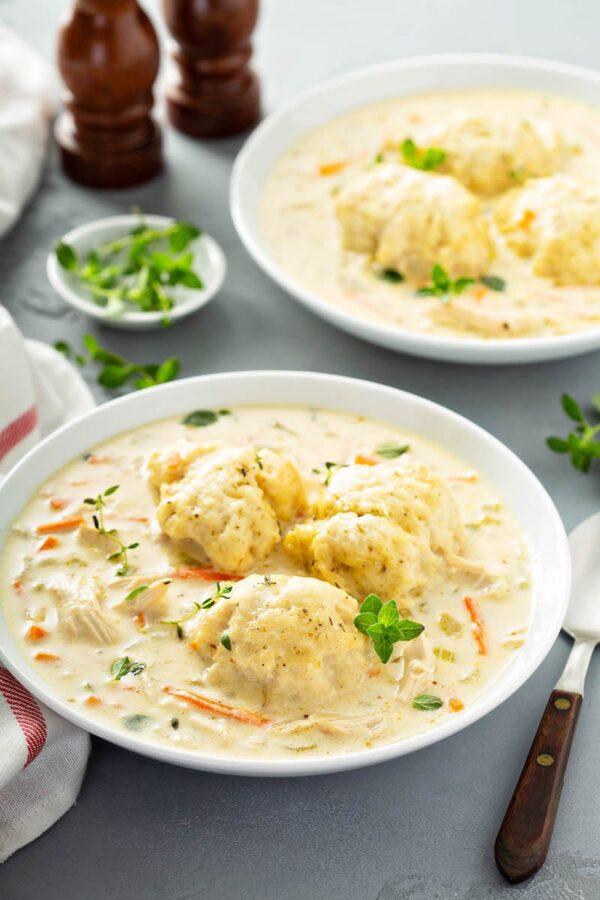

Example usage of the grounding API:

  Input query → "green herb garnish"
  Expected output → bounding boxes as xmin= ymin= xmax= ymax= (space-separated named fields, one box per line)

xmin=83 ymin=485 xmax=138 ymax=576
xmin=323 ymin=461 xmax=346 ymax=486
xmin=354 ymin=594 xmax=424 ymax=664
xmin=54 ymin=217 xmax=203 ymax=317
xmin=123 ymin=714 xmax=151 ymax=732
xmin=375 ymin=442 xmax=409 ymax=459
xmin=417 ymin=264 xmax=474 ymax=299
xmin=412 ymin=694 xmax=443 ymax=711
xmin=181 ymin=409 xmax=232 ymax=428
xmin=255 ymin=451 xmax=264 ymax=471
xmin=110 ymin=656 xmax=146 ymax=680
xmin=125 ymin=585 xmax=149 ymax=602
xmin=377 ymin=268 xmax=405 ymax=284
xmin=171 ymin=717 xmax=179 ymax=729
xmin=220 ymin=634 xmax=232 ymax=651
xmin=547 ymin=393 xmax=600 ymax=472
xmin=401 ymin=138 xmax=447 ymax=172
xmin=161 ymin=582 xmax=233 ymax=629
xmin=480 ymin=275 xmax=506 ymax=292
xmin=56 ymin=333 xmax=180 ymax=392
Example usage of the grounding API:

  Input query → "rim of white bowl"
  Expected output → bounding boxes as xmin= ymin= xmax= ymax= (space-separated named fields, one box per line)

xmin=0 ymin=371 xmax=570 ymax=776
xmin=46 ymin=214 xmax=226 ymax=327
xmin=230 ymin=53 xmax=600 ymax=365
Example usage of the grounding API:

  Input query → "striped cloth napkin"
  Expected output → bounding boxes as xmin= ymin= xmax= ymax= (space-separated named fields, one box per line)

xmin=0 ymin=307 xmax=95 ymax=862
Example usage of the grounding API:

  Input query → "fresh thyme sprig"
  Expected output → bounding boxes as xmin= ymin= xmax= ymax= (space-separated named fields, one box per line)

xmin=417 ymin=264 xmax=475 ymax=299
xmin=161 ymin=583 xmax=233 ymax=630
xmin=547 ymin=393 xmax=600 ymax=472
xmin=55 ymin=334 xmax=180 ymax=391
xmin=354 ymin=594 xmax=424 ymax=664
xmin=83 ymin=485 xmax=138 ymax=576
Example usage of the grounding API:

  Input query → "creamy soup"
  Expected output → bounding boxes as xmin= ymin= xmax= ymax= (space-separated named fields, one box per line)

xmin=261 ymin=89 xmax=600 ymax=340
xmin=0 ymin=406 xmax=531 ymax=759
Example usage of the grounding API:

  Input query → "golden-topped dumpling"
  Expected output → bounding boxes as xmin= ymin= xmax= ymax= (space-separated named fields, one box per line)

xmin=494 ymin=175 xmax=600 ymax=285
xmin=191 ymin=574 xmax=371 ymax=708
xmin=335 ymin=163 xmax=493 ymax=281
xmin=150 ymin=445 xmax=305 ymax=574
xmin=423 ymin=113 xmax=562 ymax=196
xmin=285 ymin=462 xmax=464 ymax=599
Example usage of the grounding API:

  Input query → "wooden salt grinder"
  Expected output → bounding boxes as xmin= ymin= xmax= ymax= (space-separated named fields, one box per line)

xmin=162 ymin=0 xmax=260 ymax=138
xmin=55 ymin=0 xmax=163 ymax=189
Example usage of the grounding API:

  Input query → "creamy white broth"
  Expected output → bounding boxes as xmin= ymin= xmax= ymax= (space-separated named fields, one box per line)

xmin=261 ymin=88 xmax=600 ymax=340
xmin=0 ymin=406 xmax=531 ymax=759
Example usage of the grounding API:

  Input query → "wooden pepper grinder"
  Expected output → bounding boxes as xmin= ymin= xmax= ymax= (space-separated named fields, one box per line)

xmin=162 ymin=0 xmax=260 ymax=138
xmin=55 ymin=0 xmax=163 ymax=189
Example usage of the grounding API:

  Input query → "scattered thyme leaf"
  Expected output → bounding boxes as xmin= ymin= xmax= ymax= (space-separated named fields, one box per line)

xmin=401 ymin=138 xmax=447 ymax=171
xmin=377 ymin=268 xmax=405 ymax=284
xmin=220 ymin=634 xmax=232 ymax=651
xmin=412 ymin=694 xmax=443 ymax=711
xmin=480 ymin=275 xmax=506 ymax=292
xmin=111 ymin=656 xmax=146 ymax=680
xmin=375 ymin=442 xmax=409 ymax=459
xmin=417 ymin=264 xmax=474 ymax=300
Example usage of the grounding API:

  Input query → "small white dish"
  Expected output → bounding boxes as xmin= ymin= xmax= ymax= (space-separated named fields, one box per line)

xmin=231 ymin=53 xmax=600 ymax=365
xmin=46 ymin=214 xmax=226 ymax=331
xmin=0 ymin=371 xmax=570 ymax=776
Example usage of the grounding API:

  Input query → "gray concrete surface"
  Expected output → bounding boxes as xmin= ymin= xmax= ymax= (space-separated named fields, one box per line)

xmin=2 ymin=1 xmax=600 ymax=897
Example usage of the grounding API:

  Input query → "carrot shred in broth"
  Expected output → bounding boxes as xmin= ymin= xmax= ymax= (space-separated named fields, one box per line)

xmin=85 ymin=695 xmax=102 ymax=706
xmin=37 ymin=516 xmax=84 ymax=534
xmin=464 ymin=596 xmax=488 ymax=655
xmin=163 ymin=687 xmax=271 ymax=727
xmin=26 ymin=625 xmax=48 ymax=641
xmin=34 ymin=652 xmax=60 ymax=662
xmin=449 ymin=697 xmax=464 ymax=712
xmin=354 ymin=454 xmax=378 ymax=466
xmin=38 ymin=536 xmax=60 ymax=551
xmin=49 ymin=498 xmax=68 ymax=510
xmin=166 ymin=567 xmax=243 ymax=582
xmin=318 ymin=160 xmax=348 ymax=176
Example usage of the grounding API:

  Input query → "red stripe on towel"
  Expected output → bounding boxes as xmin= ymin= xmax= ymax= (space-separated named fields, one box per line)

xmin=0 ymin=667 xmax=47 ymax=767
xmin=0 ymin=405 xmax=38 ymax=462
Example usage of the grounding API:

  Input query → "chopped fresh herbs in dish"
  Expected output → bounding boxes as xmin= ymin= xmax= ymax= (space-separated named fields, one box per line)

xmin=182 ymin=409 xmax=231 ymax=428
xmin=54 ymin=216 xmax=204 ymax=320
xmin=417 ymin=264 xmax=474 ymax=299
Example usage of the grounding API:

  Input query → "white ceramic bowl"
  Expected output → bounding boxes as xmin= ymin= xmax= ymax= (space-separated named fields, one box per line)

xmin=231 ymin=54 xmax=600 ymax=365
xmin=47 ymin=215 xmax=226 ymax=331
xmin=0 ymin=372 xmax=569 ymax=775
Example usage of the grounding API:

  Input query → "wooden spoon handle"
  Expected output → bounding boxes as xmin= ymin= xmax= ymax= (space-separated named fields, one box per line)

xmin=495 ymin=689 xmax=582 ymax=884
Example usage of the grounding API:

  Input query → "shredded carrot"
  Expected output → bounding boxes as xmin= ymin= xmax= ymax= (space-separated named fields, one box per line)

xmin=26 ymin=625 xmax=48 ymax=642
xmin=166 ymin=566 xmax=243 ymax=582
xmin=449 ymin=697 xmax=464 ymax=712
xmin=354 ymin=454 xmax=378 ymax=466
xmin=163 ymin=687 xmax=271 ymax=727
xmin=472 ymin=285 xmax=488 ymax=301
xmin=318 ymin=160 xmax=348 ymax=176
xmin=518 ymin=209 xmax=536 ymax=229
xmin=86 ymin=454 xmax=111 ymax=464
xmin=84 ymin=695 xmax=102 ymax=706
xmin=37 ymin=515 xmax=83 ymax=534
xmin=367 ymin=667 xmax=382 ymax=678
xmin=129 ymin=516 xmax=149 ymax=523
xmin=464 ymin=596 xmax=488 ymax=655
xmin=135 ymin=611 xmax=146 ymax=629
xmin=12 ymin=579 xmax=23 ymax=595
xmin=34 ymin=652 xmax=60 ymax=662
xmin=38 ymin=535 xmax=60 ymax=552
xmin=50 ymin=498 xmax=68 ymax=510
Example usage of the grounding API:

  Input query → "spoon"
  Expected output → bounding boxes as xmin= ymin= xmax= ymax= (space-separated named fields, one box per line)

xmin=495 ymin=511 xmax=600 ymax=883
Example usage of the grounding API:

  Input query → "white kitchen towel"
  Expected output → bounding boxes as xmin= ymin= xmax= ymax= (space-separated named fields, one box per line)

xmin=0 ymin=22 xmax=57 ymax=238
xmin=0 ymin=306 xmax=94 ymax=863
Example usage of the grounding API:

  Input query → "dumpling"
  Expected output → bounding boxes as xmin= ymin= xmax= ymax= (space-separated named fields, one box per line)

xmin=335 ymin=163 xmax=493 ymax=281
xmin=191 ymin=574 xmax=371 ymax=708
xmin=152 ymin=445 xmax=305 ymax=574
xmin=494 ymin=175 xmax=600 ymax=285
xmin=285 ymin=462 xmax=464 ymax=599
xmin=423 ymin=113 xmax=562 ymax=196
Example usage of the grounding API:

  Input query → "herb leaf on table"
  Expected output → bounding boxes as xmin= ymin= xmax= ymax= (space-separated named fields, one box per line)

xmin=54 ymin=334 xmax=180 ymax=392
xmin=547 ymin=393 xmax=600 ymax=472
